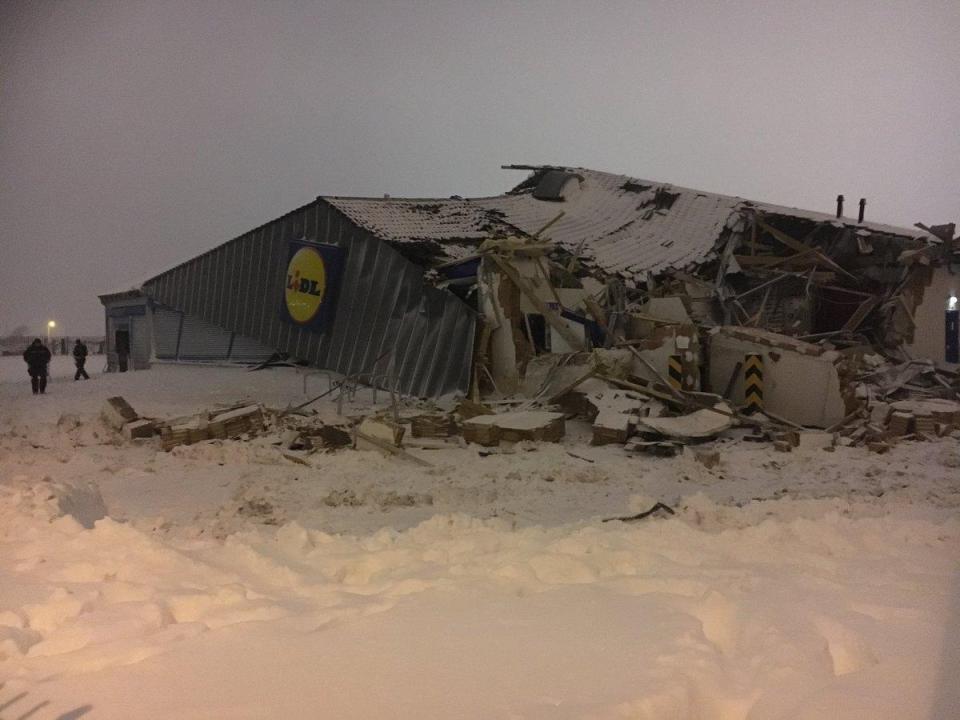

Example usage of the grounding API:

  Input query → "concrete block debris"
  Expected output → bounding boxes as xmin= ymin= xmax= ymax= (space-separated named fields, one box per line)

xmin=123 ymin=419 xmax=155 ymax=440
xmin=102 ymin=396 xmax=139 ymax=431
xmin=462 ymin=411 xmax=565 ymax=447
xmin=161 ymin=405 xmax=264 ymax=451
xmin=636 ymin=403 xmax=733 ymax=440
xmin=796 ymin=430 xmax=835 ymax=451
xmin=591 ymin=411 xmax=633 ymax=445
xmin=355 ymin=416 xmax=405 ymax=450
xmin=411 ymin=413 xmax=459 ymax=438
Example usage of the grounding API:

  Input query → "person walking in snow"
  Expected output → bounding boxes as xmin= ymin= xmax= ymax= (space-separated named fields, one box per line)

xmin=73 ymin=338 xmax=90 ymax=380
xmin=23 ymin=338 xmax=52 ymax=395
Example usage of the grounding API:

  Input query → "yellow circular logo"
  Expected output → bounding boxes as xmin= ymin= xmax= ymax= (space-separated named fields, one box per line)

xmin=285 ymin=247 xmax=328 ymax=324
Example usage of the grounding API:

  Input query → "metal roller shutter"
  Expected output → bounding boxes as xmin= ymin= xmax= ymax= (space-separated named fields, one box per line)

xmin=153 ymin=307 xmax=182 ymax=359
xmin=178 ymin=313 xmax=233 ymax=360
xmin=131 ymin=315 xmax=152 ymax=369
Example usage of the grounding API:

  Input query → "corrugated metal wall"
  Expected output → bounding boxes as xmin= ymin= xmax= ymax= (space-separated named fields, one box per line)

xmin=143 ymin=200 xmax=476 ymax=396
xmin=178 ymin=313 xmax=233 ymax=359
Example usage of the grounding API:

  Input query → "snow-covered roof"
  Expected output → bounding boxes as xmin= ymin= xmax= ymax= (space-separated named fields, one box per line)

xmin=325 ymin=198 xmax=497 ymax=244
xmin=325 ymin=166 xmax=934 ymax=281
xmin=478 ymin=169 xmax=745 ymax=278
xmin=98 ymin=284 xmax=145 ymax=301
xmin=112 ymin=165 xmax=938 ymax=298
xmin=99 ymin=271 xmax=168 ymax=300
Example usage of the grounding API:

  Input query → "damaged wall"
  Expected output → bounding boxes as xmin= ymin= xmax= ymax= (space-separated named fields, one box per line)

xmin=907 ymin=265 xmax=960 ymax=369
xmin=478 ymin=256 xmax=525 ymax=394
xmin=478 ymin=254 xmax=590 ymax=394
xmin=628 ymin=323 xmax=701 ymax=391
xmin=708 ymin=327 xmax=848 ymax=428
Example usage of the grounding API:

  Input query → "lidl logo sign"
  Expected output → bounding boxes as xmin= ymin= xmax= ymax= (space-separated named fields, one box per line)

xmin=280 ymin=240 xmax=344 ymax=329
xmin=285 ymin=247 xmax=327 ymax=323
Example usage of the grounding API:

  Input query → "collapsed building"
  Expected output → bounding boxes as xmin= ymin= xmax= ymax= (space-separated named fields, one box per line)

xmin=99 ymin=165 xmax=959 ymax=431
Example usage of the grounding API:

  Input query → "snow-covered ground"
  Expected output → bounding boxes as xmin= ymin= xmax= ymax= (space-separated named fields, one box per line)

xmin=1 ymin=355 xmax=958 ymax=719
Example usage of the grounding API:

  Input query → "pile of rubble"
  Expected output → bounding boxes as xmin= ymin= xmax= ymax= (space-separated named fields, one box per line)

xmin=423 ymin=208 xmax=960 ymax=455
xmin=100 ymin=397 xmax=352 ymax=458
xmin=96 ymin=359 xmax=959 ymax=468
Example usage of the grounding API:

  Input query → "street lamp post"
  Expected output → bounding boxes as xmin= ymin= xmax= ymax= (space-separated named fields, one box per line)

xmin=47 ymin=320 xmax=56 ymax=349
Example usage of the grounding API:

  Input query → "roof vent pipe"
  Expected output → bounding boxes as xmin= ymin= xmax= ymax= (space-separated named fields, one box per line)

xmin=836 ymin=194 xmax=844 ymax=218
xmin=858 ymin=198 xmax=866 ymax=223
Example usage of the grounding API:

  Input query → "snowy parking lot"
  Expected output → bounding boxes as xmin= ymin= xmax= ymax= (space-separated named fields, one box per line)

xmin=1 ymin=356 xmax=958 ymax=719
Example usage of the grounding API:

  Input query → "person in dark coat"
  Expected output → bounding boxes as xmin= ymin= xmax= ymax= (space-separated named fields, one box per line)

xmin=73 ymin=339 xmax=90 ymax=380
xmin=23 ymin=339 xmax=52 ymax=394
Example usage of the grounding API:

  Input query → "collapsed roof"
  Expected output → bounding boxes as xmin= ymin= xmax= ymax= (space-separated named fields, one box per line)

xmin=325 ymin=165 xmax=934 ymax=282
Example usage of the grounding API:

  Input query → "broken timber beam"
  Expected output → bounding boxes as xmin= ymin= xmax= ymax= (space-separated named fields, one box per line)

xmin=354 ymin=429 xmax=433 ymax=467
xmin=597 ymin=374 xmax=751 ymax=425
xmin=626 ymin=346 xmax=684 ymax=400
xmin=583 ymin=296 xmax=614 ymax=346
xmin=597 ymin=374 xmax=677 ymax=404
xmin=841 ymin=295 xmax=881 ymax=332
xmin=723 ymin=361 xmax=743 ymax=400
xmin=755 ymin=218 xmax=859 ymax=283
xmin=535 ymin=257 xmax=565 ymax=309
xmin=532 ymin=211 xmax=565 ymax=238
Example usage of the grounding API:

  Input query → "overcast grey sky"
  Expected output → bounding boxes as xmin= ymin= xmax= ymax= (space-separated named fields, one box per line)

xmin=2 ymin=0 xmax=958 ymax=336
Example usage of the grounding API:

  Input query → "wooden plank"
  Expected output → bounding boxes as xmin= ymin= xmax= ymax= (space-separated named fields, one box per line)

xmin=547 ymin=367 xmax=595 ymax=403
xmin=733 ymin=272 xmax=796 ymax=301
xmin=745 ymin=268 xmax=835 ymax=284
xmin=582 ymin=296 xmax=612 ymax=347
xmin=532 ymin=211 xmax=565 ymax=238
xmin=723 ymin=361 xmax=743 ymax=399
xmin=819 ymin=284 xmax=875 ymax=298
xmin=627 ymin=345 xmax=683 ymax=399
xmin=756 ymin=218 xmax=859 ymax=282
xmin=354 ymin=430 xmax=433 ymax=467
xmin=620 ymin=312 xmax=685 ymax=326
xmin=535 ymin=257 xmax=565 ymax=309
xmin=841 ymin=295 xmax=881 ymax=332
xmin=734 ymin=253 xmax=810 ymax=267
xmin=597 ymin=374 xmax=679 ymax=405
xmin=756 ymin=218 xmax=812 ymax=252
xmin=751 ymin=286 xmax=773 ymax=326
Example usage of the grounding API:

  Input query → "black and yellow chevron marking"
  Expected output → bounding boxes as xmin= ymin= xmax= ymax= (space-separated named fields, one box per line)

xmin=744 ymin=353 xmax=764 ymax=413
xmin=668 ymin=355 xmax=683 ymax=390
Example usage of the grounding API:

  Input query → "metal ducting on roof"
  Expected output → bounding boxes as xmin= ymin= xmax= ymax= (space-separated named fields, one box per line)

xmin=532 ymin=170 xmax=583 ymax=202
